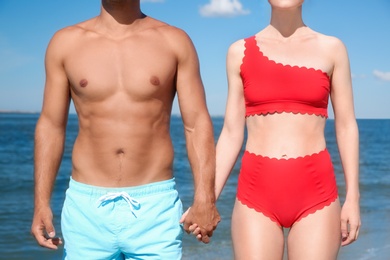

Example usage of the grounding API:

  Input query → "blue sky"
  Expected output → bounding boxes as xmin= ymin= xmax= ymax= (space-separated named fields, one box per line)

xmin=0 ymin=0 xmax=389 ymax=118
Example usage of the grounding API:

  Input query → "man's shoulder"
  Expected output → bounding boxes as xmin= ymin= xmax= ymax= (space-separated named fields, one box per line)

xmin=51 ymin=18 xmax=97 ymax=43
xmin=146 ymin=17 xmax=189 ymax=41
xmin=144 ymin=18 xmax=194 ymax=54
xmin=46 ymin=19 xmax=96 ymax=58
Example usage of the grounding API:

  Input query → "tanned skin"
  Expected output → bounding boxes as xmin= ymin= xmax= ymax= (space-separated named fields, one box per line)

xmin=31 ymin=0 xmax=220 ymax=250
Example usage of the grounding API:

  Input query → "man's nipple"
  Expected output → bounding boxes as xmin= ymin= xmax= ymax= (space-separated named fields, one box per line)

xmin=150 ymin=76 xmax=160 ymax=86
xmin=80 ymin=79 xmax=88 ymax=88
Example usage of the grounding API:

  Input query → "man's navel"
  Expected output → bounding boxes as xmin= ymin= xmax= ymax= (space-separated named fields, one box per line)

xmin=116 ymin=148 xmax=125 ymax=172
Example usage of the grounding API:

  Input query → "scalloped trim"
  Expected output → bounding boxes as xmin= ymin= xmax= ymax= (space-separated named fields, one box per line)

xmin=251 ymin=35 xmax=330 ymax=80
xmin=293 ymin=195 xmax=339 ymax=227
xmin=244 ymin=148 xmax=327 ymax=161
xmin=246 ymin=110 xmax=328 ymax=118
xmin=238 ymin=195 xmax=339 ymax=228
xmin=240 ymin=37 xmax=251 ymax=75
xmin=237 ymin=198 xmax=282 ymax=227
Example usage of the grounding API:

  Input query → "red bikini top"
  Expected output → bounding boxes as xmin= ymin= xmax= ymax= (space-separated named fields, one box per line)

xmin=240 ymin=36 xmax=330 ymax=118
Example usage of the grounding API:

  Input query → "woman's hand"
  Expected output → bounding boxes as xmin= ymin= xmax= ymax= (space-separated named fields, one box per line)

xmin=340 ymin=198 xmax=361 ymax=246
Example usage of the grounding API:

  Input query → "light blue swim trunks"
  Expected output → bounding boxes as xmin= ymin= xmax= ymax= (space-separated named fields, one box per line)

xmin=61 ymin=177 xmax=183 ymax=260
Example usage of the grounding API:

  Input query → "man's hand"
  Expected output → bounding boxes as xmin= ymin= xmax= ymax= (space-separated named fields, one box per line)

xmin=180 ymin=202 xmax=220 ymax=243
xmin=31 ymin=206 xmax=62 ymax=249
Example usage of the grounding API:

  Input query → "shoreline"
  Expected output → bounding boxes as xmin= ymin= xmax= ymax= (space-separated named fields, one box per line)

xmin=1 ymin=110 xmax=390 ymax=120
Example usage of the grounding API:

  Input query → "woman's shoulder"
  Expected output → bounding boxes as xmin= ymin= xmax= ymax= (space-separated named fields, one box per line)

xmin=227 ymin=38 xmax=247 ymax=56
xmin=310 ymin=30 xmax=350 ymax=73
xmin=311 ymin=30 xmax=347 ymax=52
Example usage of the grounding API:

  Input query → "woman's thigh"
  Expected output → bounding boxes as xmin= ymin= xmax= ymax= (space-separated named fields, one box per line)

xmin=232 ymin=199 xmax=285 ymax=260
xmin=287 ymin=199 xmax=341 ymax=260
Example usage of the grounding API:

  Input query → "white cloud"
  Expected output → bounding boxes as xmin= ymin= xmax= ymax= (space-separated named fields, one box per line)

xmin=373 ymin=70 xmax=390 ymax=82
xmin=200 ymin=0 xmax=250 ymax=17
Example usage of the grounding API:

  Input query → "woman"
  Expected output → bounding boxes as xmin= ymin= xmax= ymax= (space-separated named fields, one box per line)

xmin=189 ymin=0 xmax=361 ymax=259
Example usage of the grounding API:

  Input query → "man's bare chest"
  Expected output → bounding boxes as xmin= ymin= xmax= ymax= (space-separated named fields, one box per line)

xmin=64 ymin=40 xmax=177 ymax=101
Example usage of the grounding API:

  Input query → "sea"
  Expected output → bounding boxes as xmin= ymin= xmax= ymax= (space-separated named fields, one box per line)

xmin=0 ymin=112 xmax=389 ymax=260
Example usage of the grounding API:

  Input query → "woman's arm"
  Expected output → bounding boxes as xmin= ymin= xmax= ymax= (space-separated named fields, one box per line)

xmin=215 ymin=40 xmax=247 ymax=200
xmin=329 ymin=37 xmax=361 ymax=246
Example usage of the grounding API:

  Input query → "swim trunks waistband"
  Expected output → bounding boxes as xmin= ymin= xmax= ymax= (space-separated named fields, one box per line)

xmin=68 ymin=177 xmax=176 ymax=198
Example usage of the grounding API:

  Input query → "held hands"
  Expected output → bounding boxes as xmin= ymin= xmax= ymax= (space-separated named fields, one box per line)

xmin=180 ymin=202 xmax=221 ymax=244
xmin=340 ymin=199 xmax=361 ymax=246
xmin=180 ymin=208 xmax=203 ymax=242
xmin=31 ymin=206 xmax=62 ymax=249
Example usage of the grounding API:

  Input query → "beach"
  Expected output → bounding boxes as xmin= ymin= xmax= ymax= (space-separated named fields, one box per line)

xmin=0 ymin=113 xmax=389 ymax=259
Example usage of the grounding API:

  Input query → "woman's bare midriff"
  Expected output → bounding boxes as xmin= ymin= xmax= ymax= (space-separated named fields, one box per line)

xmin=245 ymin=112 xmax=327 ymax=159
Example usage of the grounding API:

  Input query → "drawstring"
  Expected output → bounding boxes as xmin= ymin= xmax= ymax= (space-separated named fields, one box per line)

xmin=97 ymin=192 xmax=140 ymax=217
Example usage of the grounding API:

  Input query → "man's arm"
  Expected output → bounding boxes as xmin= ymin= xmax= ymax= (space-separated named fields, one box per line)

xmin=31 ymin=29 xmax=71 ymax=249
xmin=169 ymin=28 xmax=220 ymax=243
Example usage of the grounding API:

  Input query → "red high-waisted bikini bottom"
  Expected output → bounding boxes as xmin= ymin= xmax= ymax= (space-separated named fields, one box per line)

xmin=237 ymin=149 xmax=338 ymax=228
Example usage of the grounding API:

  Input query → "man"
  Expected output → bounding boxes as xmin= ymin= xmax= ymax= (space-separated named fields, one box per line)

xmin=31 ymin=0 xmax=220 ymax=258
